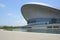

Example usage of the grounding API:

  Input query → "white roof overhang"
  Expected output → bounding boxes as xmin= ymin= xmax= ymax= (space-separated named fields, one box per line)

xmin=21 ymin=2 xmax=60 ymax=21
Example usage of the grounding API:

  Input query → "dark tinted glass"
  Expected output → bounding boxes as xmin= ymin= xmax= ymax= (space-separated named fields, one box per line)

xmin=27 ymin=18 xmax=60 ymax=24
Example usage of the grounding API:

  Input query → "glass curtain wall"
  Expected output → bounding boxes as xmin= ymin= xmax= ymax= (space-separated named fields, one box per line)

xmin=27 ymin=18 xmax=60 ymax=24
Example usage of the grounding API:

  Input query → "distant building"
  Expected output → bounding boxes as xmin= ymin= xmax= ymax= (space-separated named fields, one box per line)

xmin=21 ymin=2 xmax=60 ymax=29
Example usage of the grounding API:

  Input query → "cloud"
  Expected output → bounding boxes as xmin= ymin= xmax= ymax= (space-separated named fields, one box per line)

xmin=16 ymin=20 xmax=20 ymax=23
xmin=15 ymin=20 xmax=27 ymax=26
xmin=0 ymin=3 xmax=6 ymax=8
xmin=7 ymin=13 xmax=18 ymax=19
xmin=7 ymin=13 xmax=13 ymax=16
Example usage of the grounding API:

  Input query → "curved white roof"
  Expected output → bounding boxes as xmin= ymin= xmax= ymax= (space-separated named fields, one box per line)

xmin=25 ymin=2 xmax=54 ymax=8
xmin=21 ymin=2 xmax=60 ymax=21
xmin=22 ymin=2 xmax=60 ymax=10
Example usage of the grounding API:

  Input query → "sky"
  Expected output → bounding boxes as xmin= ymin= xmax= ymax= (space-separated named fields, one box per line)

xmin=0 ymin=0 xmax=60 ymax=26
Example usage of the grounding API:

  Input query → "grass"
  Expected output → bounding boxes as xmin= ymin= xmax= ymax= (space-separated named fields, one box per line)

xmin=0 ymin=26 xmax=22 ymax=29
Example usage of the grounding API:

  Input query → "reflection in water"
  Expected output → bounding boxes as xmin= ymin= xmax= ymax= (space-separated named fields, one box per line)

xmin=27 ymin=29 xmax=60 ymax=34
xmin=5 ymin=28 xmax=60 ymax=34
xmin=13 ymin=28 xmax=27 ymax=32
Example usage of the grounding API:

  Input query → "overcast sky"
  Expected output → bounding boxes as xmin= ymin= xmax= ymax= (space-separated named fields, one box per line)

xmin=0 ymin=0 xmax=60 ymax=26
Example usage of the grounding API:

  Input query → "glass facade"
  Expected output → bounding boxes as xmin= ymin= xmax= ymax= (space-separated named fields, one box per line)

xmin=27 ymin=18 xmax=60 ymax=24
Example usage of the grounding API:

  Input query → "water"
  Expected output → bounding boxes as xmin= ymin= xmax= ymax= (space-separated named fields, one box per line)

xmin=12 ymin=28 xmax=27 ymax=32
xmin=27 ymin=29 xmax=60 ymax=34
xmin=6 ymin=28 xmax=60 ymax=34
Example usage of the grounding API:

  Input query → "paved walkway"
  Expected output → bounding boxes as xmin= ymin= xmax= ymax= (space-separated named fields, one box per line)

xmin=0 ymin=29 xmax=60 ymax=40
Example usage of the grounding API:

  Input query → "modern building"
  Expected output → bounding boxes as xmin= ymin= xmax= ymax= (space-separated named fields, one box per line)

xmin=21 ymin=2 xmax=60 ymax=33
